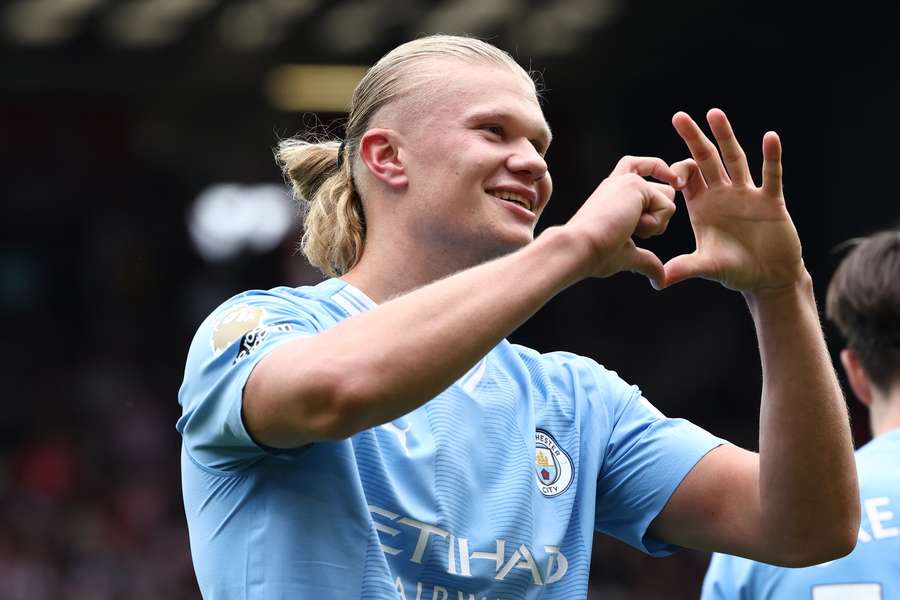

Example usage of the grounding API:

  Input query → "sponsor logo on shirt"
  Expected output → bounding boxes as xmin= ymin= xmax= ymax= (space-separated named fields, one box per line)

xmin=370 ymin=504 xmax=569 ymax=590
xmin=233 ymin=323 xmax=294 ymax=364
xmin=209 ymin=303 xmax=294 ymax=363
xmin=535 ymin=430 xmax=573 ymax=498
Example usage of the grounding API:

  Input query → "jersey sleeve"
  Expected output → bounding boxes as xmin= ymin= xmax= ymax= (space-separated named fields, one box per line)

xmin=176 ymin=289 xmax=326 ymax=472
xmin=586 ymin=363 xmax=726 ymax=556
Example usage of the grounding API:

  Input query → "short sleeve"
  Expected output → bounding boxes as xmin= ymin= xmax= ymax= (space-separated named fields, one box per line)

xmin=590 ymin=367 xmax=726 ymax=555
xmin=176 ymin=289 xmax=327 ymax=472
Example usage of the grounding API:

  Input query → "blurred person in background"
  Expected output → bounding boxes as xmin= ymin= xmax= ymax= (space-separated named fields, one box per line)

xmin=177 ymin=35 xmax=858 ymax=598
xmin=702 ymin=229 xmax=900 ymax=600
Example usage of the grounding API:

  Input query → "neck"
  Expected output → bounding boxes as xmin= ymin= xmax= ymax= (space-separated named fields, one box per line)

xmin=870 ymin=384 xmax=900 ymax=438
xmin=340 ymin=230 xmax=510 ymax=304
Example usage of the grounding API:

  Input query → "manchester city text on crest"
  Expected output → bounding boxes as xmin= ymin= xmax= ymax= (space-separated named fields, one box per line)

xmin=534 ymin=430 xmax=573 ymax=497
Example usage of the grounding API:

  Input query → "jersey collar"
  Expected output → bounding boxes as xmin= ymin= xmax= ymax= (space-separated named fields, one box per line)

xmin=329 ymin=279 xmax=378 ymax=316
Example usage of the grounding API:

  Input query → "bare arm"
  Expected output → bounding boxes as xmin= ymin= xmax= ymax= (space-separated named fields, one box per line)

xmin=245 ymin=157 xmax=681 ymax=448
xmin=648 ymin=109 xmax=859 ymax=566
xmin=245 ymin=227 xmax=584 ymax=446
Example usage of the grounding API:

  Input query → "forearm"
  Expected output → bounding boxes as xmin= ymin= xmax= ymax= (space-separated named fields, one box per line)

xmin=748 ymin=271 xmax=859 ymax=552
xmin=251 ymin=226 xmax=589 ymax=443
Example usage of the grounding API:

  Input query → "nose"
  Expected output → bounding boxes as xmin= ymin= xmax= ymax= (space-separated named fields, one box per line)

xmin=506 ymin=140 xmax=548 ymax=182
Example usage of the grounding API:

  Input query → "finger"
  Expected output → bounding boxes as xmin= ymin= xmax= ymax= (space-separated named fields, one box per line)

xmin=761 ymin=131 xmax=783 ymax=197
xmin=636 ymin=214 xmax=674 ymax=238
xmin=670 ymin=159 xmax=707 ymax=200
xmin=623 ymin=242 xmax=665 ymax=290
xmin=706 ymin=108 xmax=753 ymax=186
xmin=672 ymin=112 xmax=730 ymax=186
xmin=635 ymin=211 xmax=672 ymax=238
xmin=649 ymin=181 xmax=676 ymax=201
xmin=661 ymin=252 xmax=717 ymax=288
xmin=635 ymin=185 xmax=676 ymax=238
xmin=611 ymin=155 xmax=686 ymax=189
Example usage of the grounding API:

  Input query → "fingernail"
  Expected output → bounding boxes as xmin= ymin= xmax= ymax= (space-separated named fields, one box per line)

xmin=676 ymin=177 xmax=686 ymax=187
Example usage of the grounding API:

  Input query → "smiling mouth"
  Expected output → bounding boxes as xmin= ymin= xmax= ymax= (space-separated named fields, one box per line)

xmin=489 ymin=190 xmax=532 ymax=211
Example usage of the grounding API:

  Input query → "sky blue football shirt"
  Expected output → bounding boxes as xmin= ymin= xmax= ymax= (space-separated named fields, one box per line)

xmin=702 ymin=428 xmax=900 ymax=600
xmin=178 ymin=278 xmax=725 ymax=599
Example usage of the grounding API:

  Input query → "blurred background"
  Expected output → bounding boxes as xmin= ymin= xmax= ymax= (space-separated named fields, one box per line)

xmin=1 ymin=0 xmax=898 ymax=598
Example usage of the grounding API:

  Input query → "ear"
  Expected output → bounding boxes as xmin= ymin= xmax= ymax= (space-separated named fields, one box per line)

xmin=358 ymin=128 xmax=408 ymax=189
xmin=840 ymin=348 xmax=874 ymax=407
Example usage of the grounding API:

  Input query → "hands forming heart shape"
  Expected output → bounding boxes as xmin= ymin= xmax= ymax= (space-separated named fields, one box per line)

xmin=571 ymin=108 xmax=805 ymax=295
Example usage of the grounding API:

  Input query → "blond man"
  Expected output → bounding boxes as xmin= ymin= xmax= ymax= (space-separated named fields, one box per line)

xmin=178 ymin=36 xmax=858 ymax=599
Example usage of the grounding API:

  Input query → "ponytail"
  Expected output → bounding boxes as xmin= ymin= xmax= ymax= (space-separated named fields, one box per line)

xmin=276 ymin=138 xmax=365 ymax=277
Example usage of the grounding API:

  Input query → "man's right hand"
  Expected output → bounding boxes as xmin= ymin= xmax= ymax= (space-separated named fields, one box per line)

xmin=561 ymin=156 xmax=684 ymax=288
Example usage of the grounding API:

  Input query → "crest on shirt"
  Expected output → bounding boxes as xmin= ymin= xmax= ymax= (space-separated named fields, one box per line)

xmin=535 ymin=429 xmax=573 ymax=498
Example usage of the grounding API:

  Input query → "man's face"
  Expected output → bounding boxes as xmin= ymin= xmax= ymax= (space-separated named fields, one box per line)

xmin=395 ymin=60 xmax=553 ymax=263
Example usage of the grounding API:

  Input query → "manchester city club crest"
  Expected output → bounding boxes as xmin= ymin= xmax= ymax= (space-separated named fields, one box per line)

xmin=535 ymin=429 xmax=573 ymax=497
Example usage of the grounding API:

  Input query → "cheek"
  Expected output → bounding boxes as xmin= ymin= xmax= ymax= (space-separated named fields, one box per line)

xmin=539 ymin=174 xmax=553 ymax=205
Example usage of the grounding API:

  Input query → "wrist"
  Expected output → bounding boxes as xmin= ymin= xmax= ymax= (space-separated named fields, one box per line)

xmin=533 ymin=226 xmax=596 ymax=284
xmin=743 ymin=269 xmax=814 ymax=310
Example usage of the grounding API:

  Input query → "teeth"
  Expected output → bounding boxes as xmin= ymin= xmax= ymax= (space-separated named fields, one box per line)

xmin=491 ymin=190 xmax=530 ymax=209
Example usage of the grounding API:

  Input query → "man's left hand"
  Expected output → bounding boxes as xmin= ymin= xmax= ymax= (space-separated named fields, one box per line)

xmin=663 ymin=109 xmax=805 ymax=293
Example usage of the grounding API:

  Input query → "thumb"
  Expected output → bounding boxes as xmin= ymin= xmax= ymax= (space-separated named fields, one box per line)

xmin=662 ymin=252 xmax=715 ymax=288
xmin=624 ymin=243 xmax=665 ymax=290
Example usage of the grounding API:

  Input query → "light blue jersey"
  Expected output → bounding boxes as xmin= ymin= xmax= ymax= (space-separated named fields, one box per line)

xmin=702 ymin=429 xmax=900 ymax=600
xmin=178 ymin=278 xmax=724 ymax=599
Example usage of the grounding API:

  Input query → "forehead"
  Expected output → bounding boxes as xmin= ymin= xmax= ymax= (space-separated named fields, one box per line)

xmin=412 ymin=60 xmax=551 ymax=140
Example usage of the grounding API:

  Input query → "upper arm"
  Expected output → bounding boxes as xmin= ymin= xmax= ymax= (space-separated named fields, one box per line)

xmin=651 ymin=439 xmax=859 ymax=568
xmin=649 ymin=444 xmax=771 ymax=561
xmin=243 ymin=334 xmax=351 ymax=448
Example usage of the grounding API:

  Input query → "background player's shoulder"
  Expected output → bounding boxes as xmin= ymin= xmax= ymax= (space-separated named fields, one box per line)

xmin=855 ymin=429 xmax=900 ymax=504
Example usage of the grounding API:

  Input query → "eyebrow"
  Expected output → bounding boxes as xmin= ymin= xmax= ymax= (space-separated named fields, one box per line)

xmin=463 ymin=109 xmax=554 ymax=149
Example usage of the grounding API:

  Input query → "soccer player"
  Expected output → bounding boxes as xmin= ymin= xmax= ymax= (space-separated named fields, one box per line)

xmin=177 ymin=35 xmax=859 ymax=599
xmin=701 ymin=229 xmax=900 ymax=600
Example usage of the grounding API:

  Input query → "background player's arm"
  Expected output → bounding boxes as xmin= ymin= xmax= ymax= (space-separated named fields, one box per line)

xmin=647 ymin=109 xmax=859 ymax=566
xmin=244 ymin=156 xmax=680 ymax=448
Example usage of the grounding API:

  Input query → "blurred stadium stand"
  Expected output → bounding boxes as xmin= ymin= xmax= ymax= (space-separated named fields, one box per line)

xmin=1 ymin=1 xmax=897 ymax=598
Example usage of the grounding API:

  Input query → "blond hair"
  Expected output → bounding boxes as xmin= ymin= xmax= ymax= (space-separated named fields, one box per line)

xmin=276 ymin=35 xmax=536 ymax=276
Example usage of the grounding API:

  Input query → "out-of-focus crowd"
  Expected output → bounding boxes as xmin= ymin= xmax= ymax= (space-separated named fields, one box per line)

xmin=1 ymin=106 xmax=201 ymax=599
xmin=1 ymin=361 xmax=195 ymax=599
